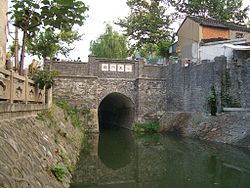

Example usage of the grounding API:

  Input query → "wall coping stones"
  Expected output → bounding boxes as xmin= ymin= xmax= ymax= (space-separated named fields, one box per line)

xmin=0 ymin=103 xmax=47 ymax=121
xmin=223 ymin=108 xmax=250 ymax=112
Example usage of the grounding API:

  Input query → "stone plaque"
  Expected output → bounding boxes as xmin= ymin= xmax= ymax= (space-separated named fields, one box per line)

xmin=125 ymin=65 xmax=132 ymax=72
xmin=110 ymin=64 xmax=117 ymax=72
xmin=117 ymin=64 xmax=124 ymax=72
xmin=101 ymin=64 xmax=109 ymax=71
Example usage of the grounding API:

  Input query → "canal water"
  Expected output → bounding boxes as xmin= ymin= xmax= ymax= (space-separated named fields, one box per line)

xmin=70 ymin=128 xmax=250 ymax=188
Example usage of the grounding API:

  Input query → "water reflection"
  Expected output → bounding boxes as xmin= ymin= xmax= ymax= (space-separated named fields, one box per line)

xmin=70 ymin=129 xmax=250 ymax=188
xmin=98 ymin=128 xmax=135 ymax=170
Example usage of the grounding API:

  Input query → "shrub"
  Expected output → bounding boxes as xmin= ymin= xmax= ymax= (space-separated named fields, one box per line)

xmin=135 ymin=121 xmax=160 ymax=133
xmin=32 ymin=69 xmax=59 ymax=89
xmin=51 ymin=164 xmax=66 ymax=182
xmin=208 ymin=85 xmax=217 ymax=116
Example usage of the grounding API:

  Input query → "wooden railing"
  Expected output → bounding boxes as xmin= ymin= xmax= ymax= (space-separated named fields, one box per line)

xmin=0 ymin=68 xmax=45 ymax=104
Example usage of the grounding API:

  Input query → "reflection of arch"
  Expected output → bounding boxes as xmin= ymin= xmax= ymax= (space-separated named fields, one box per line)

xmin=98 ymin=129 xmax=135 ymax=170
xmin=98 ymin=92 xmax=135 ymax=130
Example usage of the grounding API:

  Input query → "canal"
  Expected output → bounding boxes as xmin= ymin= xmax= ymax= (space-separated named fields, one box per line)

xmin=70 ymin=128 xmax=250 ymax=188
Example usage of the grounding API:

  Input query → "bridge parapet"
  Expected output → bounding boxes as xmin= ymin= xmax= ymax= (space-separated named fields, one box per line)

xmin=46 ymin=55 xmax=166 ymax=79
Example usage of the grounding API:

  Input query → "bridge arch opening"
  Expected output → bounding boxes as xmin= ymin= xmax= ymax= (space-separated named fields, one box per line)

xmin=98 ymin=93 xmax=134 ymax=130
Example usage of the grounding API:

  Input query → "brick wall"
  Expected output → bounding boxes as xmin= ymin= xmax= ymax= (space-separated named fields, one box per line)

xmin=0 ymin=0 xmax=8 ymax=68
xmin=202 ymin=26 xmax=230 ymax=39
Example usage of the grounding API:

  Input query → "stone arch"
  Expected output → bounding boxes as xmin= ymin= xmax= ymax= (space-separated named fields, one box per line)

xmin=98 ymin=92 xmax=135 ymax=130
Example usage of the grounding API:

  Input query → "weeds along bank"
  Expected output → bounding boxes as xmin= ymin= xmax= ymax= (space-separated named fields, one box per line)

xmin=0 ymin=101 xmax=87 ymax=188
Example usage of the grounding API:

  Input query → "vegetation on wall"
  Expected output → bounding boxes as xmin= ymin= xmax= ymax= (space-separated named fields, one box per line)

xmin=221 ymin=69 xmax=241 ymax=108
xmin=54 ymin=99 xmax=93 ymax=128
xmin=208 ymin=85 xmax=217 ymax=116
xmin=51 ymin=164 xmax=66 ymax=182
xmin=54 ymin=100 xmax=81 ymax=127
xmin=135 ymin=121 xmax=160 ymax=133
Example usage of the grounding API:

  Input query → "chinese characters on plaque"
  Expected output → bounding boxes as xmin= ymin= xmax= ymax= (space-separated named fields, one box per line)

xmin=101 ymin=64 xmax=109 ymax=71
xmin=101 ymin=64 xmax=132 ymax=72
xmin=110 ymin=64 xmax=116 ymax=71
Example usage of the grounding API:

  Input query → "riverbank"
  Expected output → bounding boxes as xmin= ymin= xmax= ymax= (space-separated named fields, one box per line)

xmin=160 ymin=111 xmax=250 ymax=148
xmin=0 ymin=105 xmax=84 ymax=187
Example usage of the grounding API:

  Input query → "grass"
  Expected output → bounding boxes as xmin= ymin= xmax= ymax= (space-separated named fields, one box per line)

xmin=54 ymin=99 xmax=81 ymax=127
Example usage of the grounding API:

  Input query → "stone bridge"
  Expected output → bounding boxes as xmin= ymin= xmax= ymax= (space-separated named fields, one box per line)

xmin=47 ymin=56 xmax=250 ymax=132
xmin=47 ymin=56 xmax=167 ymax=131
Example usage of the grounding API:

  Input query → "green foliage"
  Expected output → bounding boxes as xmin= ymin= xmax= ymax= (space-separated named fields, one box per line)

xmin=90 ymin=24 xmax=129 ymax=58
xmin=135 ymin=121 xmax=160 ymax=133
xmin=51 ymin=164 xmax=66 ymax=182
xmin=54 ymin=100 xmax=81 ymax=127
xmin=221 ymin=69 xmax=241 ymax=108
xmin=9 ymin=0 xmax=88 ymax=72
xmin=169 ymin=0 xmax=249 ymax=23
xmin=117 ymin=0 xmax=172 ymax=59
xmin=8 ymin=40 xmax=21 ymax=58
xmin=31 ymin=69 xmax=59 ymax=89
xmin=27 ymin=29 xmax=82 ymax=60
xmin=208 ymin=85 xmax=217 ymax=116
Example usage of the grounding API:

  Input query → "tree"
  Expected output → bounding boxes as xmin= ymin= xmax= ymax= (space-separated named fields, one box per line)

xmin=26 ymin=29 xmax=81 ymax=60
xmin=9 ymin=0 xmax=88 ymax=74
xmin=169 ymin=0 xmax=249 ymax=23
xmin=117 ymin=0 xmax=172 ymax=59
xmin=90 ymin=24 xmax=129 ymax=58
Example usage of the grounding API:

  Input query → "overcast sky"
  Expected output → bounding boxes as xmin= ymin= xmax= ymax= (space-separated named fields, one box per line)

xmin=69 ymin=0 xmax=250 ymax=62
xmin=69 ymin=0 xmax=129 ymax=62
xmin=7 ymin=0 xmax=250 ymax=64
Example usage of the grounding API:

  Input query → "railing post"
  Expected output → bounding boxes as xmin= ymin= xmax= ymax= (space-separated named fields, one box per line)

xmin=9 ymin=70 xmax=14 ymax=104
xmin=25 ymin=75 xmax=28 ymax=104
xmin=46 ymin=87 xmax=52 ymax=107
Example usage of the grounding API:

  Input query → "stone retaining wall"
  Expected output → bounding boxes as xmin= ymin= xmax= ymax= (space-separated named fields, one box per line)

xmin=0 ymin=103 xmax=47 ymax=120
xmin=0 ymin=106 xmax=84 ymax=187
xmin=160 ymin=111 xmax=250 ymax=147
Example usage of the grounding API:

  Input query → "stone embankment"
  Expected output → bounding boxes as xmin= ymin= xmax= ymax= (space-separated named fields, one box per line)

xmin=160 ymin=111 xmax=250 ymax=148
xmin=0 ymin=105 xmax=84 ymax=187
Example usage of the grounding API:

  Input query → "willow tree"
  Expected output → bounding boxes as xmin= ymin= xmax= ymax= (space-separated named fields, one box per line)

xmin=116 ymin=0 xmax=172 ymax=59
xmin=9 ymin=0 xmax=88 ymax=74
xmin=90 ymin=25 xmax=129 ymax=59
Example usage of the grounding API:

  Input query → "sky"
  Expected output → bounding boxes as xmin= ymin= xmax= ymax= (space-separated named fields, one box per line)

xmin=69 ymin=0 xmax=250 ymax=62
xmin=69 ymin=0 xmax=130 ymax=62
xmin=7 ymin=0 xmax=250 ymax=64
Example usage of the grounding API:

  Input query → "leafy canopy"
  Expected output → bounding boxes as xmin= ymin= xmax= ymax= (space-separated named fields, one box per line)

xmin=10 ymin=0 xmax=87 ymax=35
xmin=26 ymin=29 xmax=81 ymax=59
xmin=9 ymin=0 xmax=88 ymax=72
xmin=169 ymin=0 xmax=249 ymax=23
xmin=116 ymin=0 xmax=172 ymax=59
xmin=90 ymin=24 xmax=129 ymax=59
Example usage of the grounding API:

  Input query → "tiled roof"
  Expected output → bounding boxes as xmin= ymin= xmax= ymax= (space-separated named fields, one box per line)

xmin=188 ymin=16 xmax=250 ymax=32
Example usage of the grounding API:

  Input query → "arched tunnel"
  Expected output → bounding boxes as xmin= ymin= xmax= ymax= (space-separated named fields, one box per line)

xmin=98 ymin=93 xmax=135 ymax=130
